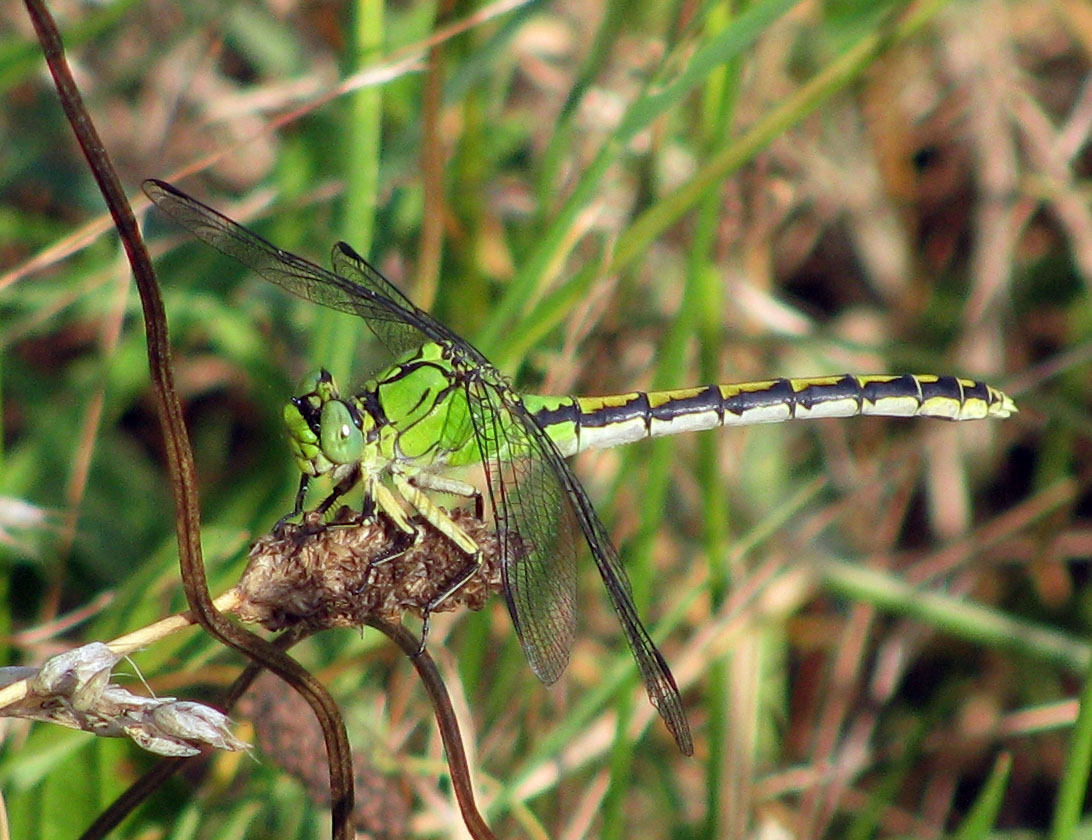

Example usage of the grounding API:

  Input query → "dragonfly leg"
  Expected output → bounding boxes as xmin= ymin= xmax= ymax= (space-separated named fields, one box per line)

xmin=409 ymin=472 xmax=485 ymax=519
xmin=274 ymin=474 xmax=312 ymax=533
xmin=368 ymin=478 xmax=418 ymax=533
xmin=314 ymin=463 xmax=363 ymax=517
xmin=284 ymin=465 xmax=365 ymax=537
xmin=373 ymin=526 xmax=416 ymax=565
xmin=361 ymin=476 xmax=421 ymax=567
xmin=416 ymin=555 xmax=481 ymax=656
xmin=390 ymin=472 xmax=483 ymax=653
xmin=291 ymin=474 xmax=310 ymax=517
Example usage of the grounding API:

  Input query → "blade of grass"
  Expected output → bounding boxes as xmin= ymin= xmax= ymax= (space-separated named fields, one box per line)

xmin=481 ymin=0 xmax=801 ymax=365
xmin=610 ymin=0 xmax=950 ymax=275
xmin=819 ymin=557 xmax=1091 ymax=673
xmin=690 ymin=3 xmax=742 ymax=832
xmin=311 ymin=0 xmax=385 ymax=385
xmin=953 ymin=753 xmax=1012 ymax=840
xmin=1049 ymin=660 xmax=1092 ymax=840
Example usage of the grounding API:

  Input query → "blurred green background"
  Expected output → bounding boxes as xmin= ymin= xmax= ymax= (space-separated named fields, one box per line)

xmin=1 ymin=0 xmax=1089 ymax=837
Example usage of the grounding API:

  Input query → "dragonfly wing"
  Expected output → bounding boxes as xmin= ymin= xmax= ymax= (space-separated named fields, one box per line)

xmin=563 ymin=473 xmax=693 ymax=755
xmin=144 ymin=180 xmax=447 ymax=360
xmin=329 ymin=242 xmax=433 ymax=359
xmin=465 ymin=375 xmax=578 ymax=684
xmin=467 ymin=374 xmax=693 ymax=754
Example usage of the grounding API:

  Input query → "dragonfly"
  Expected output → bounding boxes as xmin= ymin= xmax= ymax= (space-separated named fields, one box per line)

xmin=144 ymin=179 xmax=1016 ymax=755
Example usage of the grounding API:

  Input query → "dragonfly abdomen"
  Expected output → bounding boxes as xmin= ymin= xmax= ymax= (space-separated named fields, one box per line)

xmin=529 ymin=374 xmax=1015 ymax=456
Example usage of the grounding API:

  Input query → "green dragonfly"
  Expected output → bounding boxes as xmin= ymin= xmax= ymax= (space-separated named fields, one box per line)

xmin=144 ymin=179 xmax=1016 ymax=755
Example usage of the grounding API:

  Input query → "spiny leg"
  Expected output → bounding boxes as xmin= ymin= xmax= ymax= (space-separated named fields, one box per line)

xmin=389 ymin=472 xmax=483 ymax=652
xmin=283 ymin=464 xmax=365 ymax=537
xmin=365 ymin=477 xmax=420 ymax=565
xmin=278 ymin=465 xmax=418 ymax=553
xmin=373 ymin=527 xmax=416 ymax=565
xmin=274 ymin=473 xmax=312 ymax=533
xmin=314 ymin=463 xmax=363 ymax=517
xmin=275 ymin=464 xmax=365 ymax=535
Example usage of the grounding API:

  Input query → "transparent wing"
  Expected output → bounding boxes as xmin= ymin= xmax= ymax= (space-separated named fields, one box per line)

xmin=466 ymin=373 xmax=693 ymax=754
xmin=329 ymin=242 xmax=433 ymax=360
xmin=465 ymin=374 xmax=579 ymax=684
xmin=144 ymin=180 xmax=459 ymax=361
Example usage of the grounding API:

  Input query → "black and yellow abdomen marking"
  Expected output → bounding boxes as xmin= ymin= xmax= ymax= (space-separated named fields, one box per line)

xmin=526 ymin=374 xmax=1015 ymax=457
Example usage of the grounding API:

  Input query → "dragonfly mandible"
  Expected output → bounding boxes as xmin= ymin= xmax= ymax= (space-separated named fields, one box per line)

xmin=144 ymin=179 xmax=1016 ymax=755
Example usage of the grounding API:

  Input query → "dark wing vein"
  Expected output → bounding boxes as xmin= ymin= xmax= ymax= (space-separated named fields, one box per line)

xmin=557 ymin=461 xmax=693 ymax=755
xmin=328 ymin=242 xmax=434 ymax=360
xmin=465 ymin=375 xmax=578 ymax=684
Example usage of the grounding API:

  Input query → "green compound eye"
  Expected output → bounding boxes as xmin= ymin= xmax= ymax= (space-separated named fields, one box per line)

xmin=296 ymin=370 xmax=323 ymax=393
xmin=297 ymin=369 xmax=339 ymax=402
xmin=319 ymin=400 xmax=363 ymax=463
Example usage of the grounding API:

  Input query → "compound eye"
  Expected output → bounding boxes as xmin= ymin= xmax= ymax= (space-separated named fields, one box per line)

xmin=296 ymin=370 xmax=321 ymax=395
xmin=296 ymin=369 xmax=339 ymax=401
xmin=319 ymin=400 xmax=363 ymax=463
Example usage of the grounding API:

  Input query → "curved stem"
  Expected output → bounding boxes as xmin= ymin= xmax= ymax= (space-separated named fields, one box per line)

xmin=367 ymin=618 xmax=498 ymax=840
xmin=21 ymin=2 xmax=354 ymax=835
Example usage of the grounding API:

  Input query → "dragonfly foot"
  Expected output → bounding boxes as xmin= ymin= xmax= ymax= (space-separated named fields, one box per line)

xmin=424 ymin=553 xmax=481 ymax=617
xmin=372 ymin=525 xmax=416 ymax=565
xmin=415 ymin=612 xmax=431 ymax=657
xmin=272 ymin=512 xmax=297 ymax=536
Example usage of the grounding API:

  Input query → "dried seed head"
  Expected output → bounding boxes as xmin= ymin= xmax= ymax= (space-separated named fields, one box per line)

xmin=234 ymin=507 xmax=510 ymax=632
xmin=0 ymin=643 xmax=247 ymax=757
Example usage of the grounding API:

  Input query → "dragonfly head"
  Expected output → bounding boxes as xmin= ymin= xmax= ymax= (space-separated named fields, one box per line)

xmin=284 ymin=369 xmax=367 ymax=475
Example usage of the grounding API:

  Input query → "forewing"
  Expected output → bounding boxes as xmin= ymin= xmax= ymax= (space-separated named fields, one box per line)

xmin=144 ymin=180 xmax=446 ymax=360
xmin=466 ymin=374 xmax=693 ymax=754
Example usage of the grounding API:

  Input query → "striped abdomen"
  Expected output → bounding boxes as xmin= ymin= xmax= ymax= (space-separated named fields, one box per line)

xmin=526 ymin=374 xmax=1016 ymax=458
